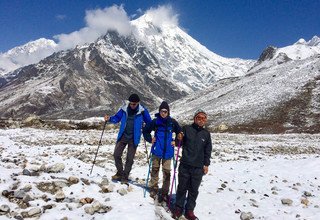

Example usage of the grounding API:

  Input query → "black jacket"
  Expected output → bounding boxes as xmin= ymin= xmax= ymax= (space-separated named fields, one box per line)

xmin=180 ymin=123 xmax=212 ymax=168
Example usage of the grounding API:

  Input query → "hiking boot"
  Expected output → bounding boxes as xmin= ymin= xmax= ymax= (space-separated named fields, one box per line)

xmin=172 ymin=207 xmax=183 ymax=219
xmin=149 ymin=188 xmax=158 ymax=199
xmin=111 ymin=172 xmax=122 ymax=181
xmin=158 ymin=193 xmax=169 ymax=203
xmin=184 ymin=210 xmax=199 ymax=220
xmin=121 ymin=176 xmax=129 ymax=184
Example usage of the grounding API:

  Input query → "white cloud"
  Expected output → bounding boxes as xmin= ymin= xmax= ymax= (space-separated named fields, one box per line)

xmin=54 ymin=4 xmax=132 ymax=51
xmin=144 ymin=5 xmax=179 ymax=29
xmin=0 ymin=4 xmax=181 ymax=76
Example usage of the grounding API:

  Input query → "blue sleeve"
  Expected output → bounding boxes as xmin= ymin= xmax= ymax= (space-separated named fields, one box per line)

xmin=142 ymin=108 xmax=152 ymax=124
xmin=109 ymin=109 xmax=123 ymax=124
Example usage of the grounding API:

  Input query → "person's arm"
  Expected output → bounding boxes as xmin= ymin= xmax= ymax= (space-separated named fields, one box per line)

xmin=203 ymin=132 xmax=212 ymax=174
xmin=108 ymin=109 xmax=124 ymax=124
xmin=142 ymin=107 xmax=152 ymax=124
xmin=143 ymin=119 xmax=155 ymax=143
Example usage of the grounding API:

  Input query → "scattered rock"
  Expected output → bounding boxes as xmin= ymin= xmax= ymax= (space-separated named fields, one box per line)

xmin=303 ymin=191 xmax=312 ymax=197
xmin=301 ymin=198 xmax=309 ymax=206
xmin=117 ymin=188 xmax=128 ymax=196
xmin=21 ymin=207 xmax=41 ymax=218
xmin=46 ymin=163 xmax=65 ymax=173
xmin=68 ymin=176 xmax=79 ymax=185
xmin=0 ymin=205 xmax=10 ymax=214
xmin=240 ymin=211 xmax=253 ymax=220
xmin=281 ymin=198 xmax=293 ymax=206
xmin=80 ymin=197 xmax=94 ymax=205
xmin=55 ymin=190 xmax=65 ymax=202
xmin=80 ymin=178 xmax=90 ymax=185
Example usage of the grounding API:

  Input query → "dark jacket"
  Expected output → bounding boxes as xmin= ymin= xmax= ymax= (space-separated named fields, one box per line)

xmin=180 ymin=123 xmax=212 ymax=168
xmin=109 ymin=101 xmax=152 ymax=147
xmin=143 ymin=114 xmax=181 ymax=159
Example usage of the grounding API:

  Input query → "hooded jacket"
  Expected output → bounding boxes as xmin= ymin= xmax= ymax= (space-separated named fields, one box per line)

xmin=109 ymin=101 xmax=152 ymax=147
xmin=143 ymin=114 xmax=181 ymax=159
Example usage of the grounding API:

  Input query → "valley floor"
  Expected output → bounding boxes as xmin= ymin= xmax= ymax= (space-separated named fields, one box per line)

xmin=0 ymin=128 xmax=319 ymax=220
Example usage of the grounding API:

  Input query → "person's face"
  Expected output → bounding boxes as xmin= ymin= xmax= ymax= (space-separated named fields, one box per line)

xmin=159 ymin=109 xmax=169 ymax=118
xmin=129 ymin=102 xmax=139 ymax=109
xmin=194 ymin=113 xmax=207 ymax=127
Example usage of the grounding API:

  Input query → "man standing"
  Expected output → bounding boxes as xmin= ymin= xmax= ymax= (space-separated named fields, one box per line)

xmin=172 ymin=109 xmax=212 ymax=220
xmin=104 ymin=94 xmax=151 ymax=184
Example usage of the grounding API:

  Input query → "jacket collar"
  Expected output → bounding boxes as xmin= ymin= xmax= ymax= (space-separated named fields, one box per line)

xmin=121 ymin=100 xmax=145 ymax=115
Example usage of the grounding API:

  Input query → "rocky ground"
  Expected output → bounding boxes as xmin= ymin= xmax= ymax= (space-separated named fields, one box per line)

xmin=0 ymin=128 xmax=319 ymax=220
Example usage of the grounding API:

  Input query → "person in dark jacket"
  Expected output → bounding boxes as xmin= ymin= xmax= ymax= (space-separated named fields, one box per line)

xmin=172 ymin=109 xmax=212 ymax=220
xmin=104 ymin=94 xmax=152 ymax=184
xmin=143 ymin=101 xmax=182 ymax=202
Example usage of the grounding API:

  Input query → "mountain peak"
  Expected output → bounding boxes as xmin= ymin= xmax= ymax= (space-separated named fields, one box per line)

xmin=294 ymin=36 xmax=320 ymax=47
xmin=294 ymin=38 xmax=307 ymax=45
xmin=307 ymin=35 xmax=320 ymax=46
xmin=6 ymin=38 xmax=57 ymax=56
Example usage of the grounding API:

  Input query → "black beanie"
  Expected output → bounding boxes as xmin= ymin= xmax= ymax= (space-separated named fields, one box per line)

xmin=159 ymin=101 xmax=170 ymax=114
xmin=128 ymin=94 xmax=140 ymax=102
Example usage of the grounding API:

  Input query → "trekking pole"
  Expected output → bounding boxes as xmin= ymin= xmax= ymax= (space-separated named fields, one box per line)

xmin=144 ymin=150 xmax=153 ymax=198
xmin=168 ymin=140 xmax=181 ymax=209
xmin=172 ymin=155 xmax=177 ymax=192
xmin=144 ymin=139 xmax=150 ymax=165
xmin=90 ymin=121 xmax=107 ymax=175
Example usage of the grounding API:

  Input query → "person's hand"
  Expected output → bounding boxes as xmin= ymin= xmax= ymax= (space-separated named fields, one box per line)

xmin=171 ymin=141 xmax=175 ymax=147
xmin=203 ymin=165 xmax=209 ymax=175
xmin=152 ymin=137 xmax=156 ymax=144
xmin=104 ymin=115 xmax=110 ymax=121
xmin=177 ymin=132 xmax=183 ymax=141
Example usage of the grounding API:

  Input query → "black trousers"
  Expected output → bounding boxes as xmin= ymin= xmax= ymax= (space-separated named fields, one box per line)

xmin=175 ymin=163 xmax=204 ymax=211
xmin=113 ymin=136 xmax=136 ymax=178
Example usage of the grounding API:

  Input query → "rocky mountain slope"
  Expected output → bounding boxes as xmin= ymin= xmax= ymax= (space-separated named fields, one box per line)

xmin=171 ymin=39 xmax=320 ymax=133
xmin=0 ymin=14 xmax=253 ymax=120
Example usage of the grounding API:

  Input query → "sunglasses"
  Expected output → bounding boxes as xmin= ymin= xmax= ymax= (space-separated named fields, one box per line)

xmin=196 ymin=116 xmax=207 ymax=120
xmin=160 ymin=109 xmax=168 ymax=113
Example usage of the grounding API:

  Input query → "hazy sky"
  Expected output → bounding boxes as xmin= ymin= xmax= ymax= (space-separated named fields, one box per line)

xmin=0 ymin=0 xmax=319 ymax=59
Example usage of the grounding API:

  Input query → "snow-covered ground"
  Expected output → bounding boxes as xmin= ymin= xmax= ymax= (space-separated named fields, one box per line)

xmin=0 ymin=128 xmax=319 ymax=220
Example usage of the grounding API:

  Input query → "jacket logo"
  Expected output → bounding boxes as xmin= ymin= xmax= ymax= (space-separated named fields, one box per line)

xmin=201 ymin=138 xmax=205 ymax=142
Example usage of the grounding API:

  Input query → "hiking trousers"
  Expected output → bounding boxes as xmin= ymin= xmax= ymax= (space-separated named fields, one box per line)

xmin=149 ymin=155 xmax=171 ymax=195
xmin=175 ymin=163 xmax=204 ymax=211
xmin=113 ymin=136 xmax=136 ymax=178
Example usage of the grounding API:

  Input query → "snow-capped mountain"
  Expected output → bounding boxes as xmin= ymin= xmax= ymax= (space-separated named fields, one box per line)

xmin=171 ymin=51 xmax=320 ymax=133
xmin=250 ymin=36 xmax=320 ymax=73
xmin=0 ymin=13 xmax=253 ymax=120
xmin=0 ymin=38 xmax=57 ymax=76
xmin=131 ymin=14 xmax=253 ymax=92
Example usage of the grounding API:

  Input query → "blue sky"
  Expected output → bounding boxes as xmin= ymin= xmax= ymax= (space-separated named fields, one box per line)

xmin=0 ymin=0 xmax=319 ymax=59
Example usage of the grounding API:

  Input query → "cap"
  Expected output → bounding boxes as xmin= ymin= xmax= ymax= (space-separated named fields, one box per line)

xmin=159 ymin=101 xmax=170 ymax=114
xmin=194 ymin=109 xmax=207 ymax=118
xmin=128 ymin=94 xmax=140 ymax=102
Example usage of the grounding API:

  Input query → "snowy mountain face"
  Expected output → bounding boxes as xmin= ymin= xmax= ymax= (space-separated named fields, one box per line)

xmin=0 ymin=15 xmax=253 ymax=120
xmin=171 ymin=53 xmax=320 ymax=133
xmin=132 ymin=14 xmax=254 ymax=92
xmin=0 ymin=31 xmax=189 ymax=119
xmin=0 ymin=38 xmax=57 ymax=76
xmin=250 ymin=36 xmax=320 ymax=73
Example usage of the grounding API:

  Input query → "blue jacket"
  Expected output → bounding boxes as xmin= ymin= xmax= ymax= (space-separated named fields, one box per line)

xmin=109 ymin=101 xmax=152 ymax=147
xmin=143 ymin=114 xmax=181 ymax=159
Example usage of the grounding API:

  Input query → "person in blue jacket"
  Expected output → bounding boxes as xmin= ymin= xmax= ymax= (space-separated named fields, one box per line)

xmin=143 ymin=101 xmax=182 ymax=202
xmin=104 ymin=94 xmax=151 ymax=184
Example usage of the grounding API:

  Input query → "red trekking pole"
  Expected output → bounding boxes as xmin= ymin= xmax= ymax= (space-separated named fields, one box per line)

xmin=168 ymin=140 xmax=181 ymax=209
